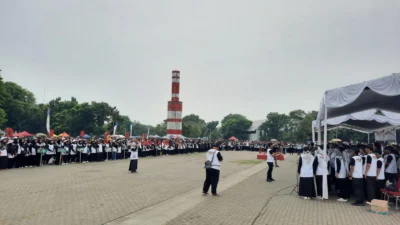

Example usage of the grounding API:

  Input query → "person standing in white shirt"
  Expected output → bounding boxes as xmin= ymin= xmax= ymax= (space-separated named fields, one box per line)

xmin=349 ymin=149 xmax=365 ymax=206
xmin=266 ymin=143 xmax=280 ymax=182
xmin=364 ymin=144 xmax=377 ymax=202
xmin=203 ymin=142 xmax=223 ymax=196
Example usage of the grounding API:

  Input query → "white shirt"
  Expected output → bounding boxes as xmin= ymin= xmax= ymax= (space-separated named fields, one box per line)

xmin=300 ymin=153 xmax=314 ymax=178
xmin=130 ymin=150 xmax=138 ymax=160
xmin=315 ymin=152 xmax=329 ymax=176
xmin=351 ymin=156 xmax=363 ymax=179
xmin=366 ymin=153 xmax=378 ymax=177
xmin=335 ymin=156 xmax=347 ymax=179
xmin=377 ymin=157 xmax=385 ymax=180
xmin=384 ymin=154 xmax=398 ymax=174
xmin=267 ymin=149 xmax=274 ymax=163
xmin=206 ymin=149 xmax=221 ymax=170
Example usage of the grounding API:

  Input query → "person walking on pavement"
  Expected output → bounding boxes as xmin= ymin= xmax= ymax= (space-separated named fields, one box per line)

xmin=203 ymin=142 xmax=223 ymax=196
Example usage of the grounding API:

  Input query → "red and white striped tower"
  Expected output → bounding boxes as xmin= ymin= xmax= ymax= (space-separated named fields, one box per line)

xmin=167 ymin=70 xmax=183 ymax=135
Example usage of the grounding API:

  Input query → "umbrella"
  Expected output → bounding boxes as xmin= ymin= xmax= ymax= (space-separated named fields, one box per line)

xmin=330 ymin=138 xmax=342 ymax=142
xmin=228 ymin=136 xmax=237 ymax=141
xmin=59 ymin=132 xmax=70 ymax=137
xmin=15 ymin=131 xmax=34 ymax=137
xmin=35 ymin=133 xmax=47 ymax=137
xmin=82 ymin=134 xmax=90 ymax=139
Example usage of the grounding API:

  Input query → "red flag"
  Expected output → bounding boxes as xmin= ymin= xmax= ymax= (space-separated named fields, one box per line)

xmin=104 ymin=131 xmax=109 ymax=143
xmin=48 ymin=129 xmax=54 ymax=137
xmin=80 ymin=130 xmax=85 ymax=137
xmin=125 ymin=132 xmax=129 ymax=139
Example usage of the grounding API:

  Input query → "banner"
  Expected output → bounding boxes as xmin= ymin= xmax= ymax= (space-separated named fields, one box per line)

xmin=48 ymin=129 xmax=54 ymax=138
xmin=374 ymin=128 xmax=396 ymax=141
xmin=113 ymin=122 xmax=118 ymax=135
xmin=46 ymin=108 xmax=50 ymax=134
xmin=5 ymin=128 xmax=14 ymax=137
xmin=80 ymin=130 xmax=85 ymax=137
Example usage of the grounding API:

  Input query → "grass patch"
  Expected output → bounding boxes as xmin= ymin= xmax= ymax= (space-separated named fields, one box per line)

xmin=232 ymin=160 xmax=262 ymax=165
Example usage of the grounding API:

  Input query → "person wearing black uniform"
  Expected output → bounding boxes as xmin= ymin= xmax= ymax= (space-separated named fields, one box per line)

xmin=203 ymin=142 xmax=223 ymax=196
xmin=0 ymin=137 xmax=8 ymax=170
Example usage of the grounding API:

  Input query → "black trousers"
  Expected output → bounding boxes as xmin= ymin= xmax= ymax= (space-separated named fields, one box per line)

xmin=376 ymin=179 xmax=386 ymax=199
xmin=267 ymin=162 xmax=274 ymax=180
xmin=365 ymin=176 xmax=377 ymax=202
xmin=203 ymin=168 xmax=220 ymax=194
xmin=316 ymin=175 xmax=323 ymax=196
xmin=337 ymin=178 xmax=351 ymax=199
xmin=352 ymin=178 xmax=364 ymax=203
xmin=15 ymin=154 xmax=25 ymax=168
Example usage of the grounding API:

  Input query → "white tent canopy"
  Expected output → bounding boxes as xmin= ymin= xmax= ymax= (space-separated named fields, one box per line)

xmin=317 ymin=73 xmax=400 ymax=121
xmin=315 ymin=73 xmax=400 ymax=200
xmin=312 ymin=109 xmax=400 ymax=134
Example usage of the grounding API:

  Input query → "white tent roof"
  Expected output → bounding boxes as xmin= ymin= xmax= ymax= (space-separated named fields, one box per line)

xmin=0 ymin=129 xmax=4 ymax=134
xmin=312 ymin=109 xmax=400 ymax=133
xmin=317 ymin=73 xmax=400 ymax=121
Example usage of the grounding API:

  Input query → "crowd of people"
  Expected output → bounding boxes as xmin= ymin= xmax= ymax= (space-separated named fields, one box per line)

xmin=298 ymin=142 xmax=400 ymax=205
xmin=0 ymin=136 xmax=306 ymax=170
xmin=0 ymin=136 xmax=217 ymax=169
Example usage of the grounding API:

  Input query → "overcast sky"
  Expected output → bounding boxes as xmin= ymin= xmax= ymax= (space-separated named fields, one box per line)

xmin=1 ymin=0 xmax=399 ymax=125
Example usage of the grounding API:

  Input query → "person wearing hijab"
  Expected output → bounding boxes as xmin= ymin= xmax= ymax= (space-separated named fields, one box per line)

xmin=0 ymin=137 xmax=8 ymax=170
xmin=297 ymin=148 xmax=318 ymax=199
xmin=128 ymin=139 xmax=139 ymax=173
xmin=314 ymin=146 xmax=330 ymax=198
xmin=335 ymin=146 xmax=350 ymax=202
xmin=7 ymin=139 xmax=15 ymax=168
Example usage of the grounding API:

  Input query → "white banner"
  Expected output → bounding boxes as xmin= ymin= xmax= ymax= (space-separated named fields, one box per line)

xmin=374 ymin=128 xmax=396 ymax=141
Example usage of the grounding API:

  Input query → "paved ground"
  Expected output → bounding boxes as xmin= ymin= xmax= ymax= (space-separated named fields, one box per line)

xmin=0 ymin=152 xmax=257 ymax=225
xmin=167 ymin=154 xmax=400 ymax=225
xmin=1 ymin=152 xmax=400 ymax=225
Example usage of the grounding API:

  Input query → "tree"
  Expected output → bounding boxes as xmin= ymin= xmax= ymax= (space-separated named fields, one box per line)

xmin=182 ymin=122 xmax=202 ymax=138
xmin=259 ymin=112 xmax=290 ymax=141
xmin=152 ymin=121 xmax=167 ymax=136
xmin=206 ymin=121 xmax=219 ymax=131
xmin=182 ymin=114 xmax=207 ymax=138
xmin=2 ymin=82 xmax=37 ymax=131
xmin=220 ymin=114 xmax=252 ymax=140
xmin=0 ymin=109 xmax=7 ymax=127
xmin=210 ymin=128 xmax=222 ymax=140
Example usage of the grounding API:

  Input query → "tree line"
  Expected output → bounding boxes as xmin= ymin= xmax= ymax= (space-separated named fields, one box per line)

xmin=0 ymin=75 xmax=369 ymax=142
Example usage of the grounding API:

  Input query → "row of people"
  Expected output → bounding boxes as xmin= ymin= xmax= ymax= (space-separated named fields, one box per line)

xmin=298 ymin=143 xmax=400 ymax=206
xmin=0 ymin=137 xmax=213 ymax=169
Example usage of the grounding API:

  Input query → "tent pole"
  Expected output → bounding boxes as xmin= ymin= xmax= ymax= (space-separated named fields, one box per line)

xmin=322 ymin=100 xmax=329 ymax=199
xmin=368 ymin=133 xmax=370 ymax=144
xmin=312 ymin=125 xmax=315 ymax=143
xmin=317 ymin=121 xmax=321 ymax=145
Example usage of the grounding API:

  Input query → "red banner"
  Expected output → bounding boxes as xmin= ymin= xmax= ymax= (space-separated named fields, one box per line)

xmin=80 ymin=130 xmax=85 ymax=137
xmin=48 ymin=129 xmax=54 ymax=137
xmin=125 ymin=132 xmax=129 ymax=139
xmin=5 ymin=128 xmax=14 ymax=137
